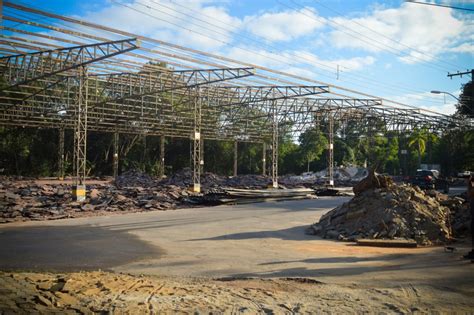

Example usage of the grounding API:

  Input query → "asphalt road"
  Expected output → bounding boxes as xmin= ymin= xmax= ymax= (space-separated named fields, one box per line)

xmin=0 ymin=197 xmax=473 ymax=292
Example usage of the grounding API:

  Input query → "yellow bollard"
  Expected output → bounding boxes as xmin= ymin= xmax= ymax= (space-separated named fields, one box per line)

xmin=72 ymin=185 xmax=86 ymax=202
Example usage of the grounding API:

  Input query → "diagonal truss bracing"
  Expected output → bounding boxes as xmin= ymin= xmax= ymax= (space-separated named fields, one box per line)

xmin=0 ymin=38 xmax=139 ymax=90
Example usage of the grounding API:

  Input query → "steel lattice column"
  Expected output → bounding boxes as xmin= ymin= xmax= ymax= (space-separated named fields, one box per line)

xmin=73 ymin=66 xmax=88 ymax=201
xmin=191 ymin=88 xmax=202 ymax=193
xmin=200 ymin=138 xmax=204 ymax=175
xmin=262 ymin=142 xmax=266 ymax=176
xmin=233 ymin=141 xmax=238 ymax=176
xmin=160 ymin=135 xmax=165 ymax=178
xmin=58 ymin=126 xmax=65 ymax=180
xmin=327 ymin=116 xmax=334 ymax=187
xmin=113 ymin=131 xmax=119 ymax=179
xmin=271 ymin=100 xmax=278 ymax=188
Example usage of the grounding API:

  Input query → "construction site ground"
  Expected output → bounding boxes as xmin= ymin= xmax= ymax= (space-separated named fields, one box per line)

xmin=1 ymin=197 xmax=473 ymax=313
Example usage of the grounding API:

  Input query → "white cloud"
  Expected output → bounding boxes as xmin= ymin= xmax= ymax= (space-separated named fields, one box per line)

xmin=293 ymin=51 xmax=375 ymax=72
xmin=389 ymin=90 xmax=460 ymax=115
xmin=448 ymin=43 xmax=474 ymax=54
xmin=80 ymin=0 xmax=241 ymax=50
xmin=226 ymin=46 xmax=375 ymax=74
xmin=243 ymin=8 xmax=325 ymax=42
xmin=329 ymin=2 xmax=471 ymax=63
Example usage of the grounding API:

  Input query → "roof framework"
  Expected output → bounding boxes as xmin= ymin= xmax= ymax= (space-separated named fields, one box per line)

xmin=0 ymin=2 xmax=471 ymax=192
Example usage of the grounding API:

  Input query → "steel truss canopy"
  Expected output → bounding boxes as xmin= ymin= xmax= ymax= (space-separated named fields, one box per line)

xmin=0 ymin=0 xmax=471 ymax=143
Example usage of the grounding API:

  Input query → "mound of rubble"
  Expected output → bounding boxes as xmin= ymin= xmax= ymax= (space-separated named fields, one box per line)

xmin=0 ymin=177 xmax=194 ymax=223
xmin=307 ymin=171 xmax=452 ymax=245
xmin=114 ymin=170 xmax=156 ymax=188
xmin=159 ymin=168 xmax=273 ymax=193
xmin=0 ymin=169 xmax=310 ymax=223
xmin=442 ymin=196 xmax=471 ymax=239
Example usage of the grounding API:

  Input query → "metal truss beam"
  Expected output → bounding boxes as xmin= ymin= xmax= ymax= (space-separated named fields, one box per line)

xmin=0 ymin=38 xmax=138 ymax=90
xmin=90 ymin=67 xmax=254 ymax=106
xmin=202 ymin=85 xmax=329 ymax=108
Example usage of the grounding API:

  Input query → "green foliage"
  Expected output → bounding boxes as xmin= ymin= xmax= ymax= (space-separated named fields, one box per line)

xmin=457 ymin=80 xmax=473 ymax=118
xmin=438 ymin=128 xmax=474 ymax=175
xmin=0 ymin=118 xmax=470 ymax=178
xmin=298 ymin=127 xmax=328 ymax=172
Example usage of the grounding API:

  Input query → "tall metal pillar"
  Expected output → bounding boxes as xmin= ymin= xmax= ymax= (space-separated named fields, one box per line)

xmin=200 ymin=138 xmax=205 ymax=175
xmin=191 ymin=87 xmax=202 ymax=193
xmin=368 ymin=119 xmax=375 ymax=169
xmin=271 ymin=100 xmax=278 ymax=188
xmin=262 ymin=142 xmax=266 ymax=176
xmin=327 ymin=116 xmax=334 ymax=187
xmin=159 ymin=135 xmax=165 ymax=178
xmin=113 ymin=131 xmax=119 ymax=179
xmin=58 ymin=126 xmax=65 ymax=180
xmin=141 ymin=133 xmax=147 ymax=167
xmin=73 ymin=66 xmax=88 ymax=201
xmin=233 ymin=140 xmax=238 ymax=176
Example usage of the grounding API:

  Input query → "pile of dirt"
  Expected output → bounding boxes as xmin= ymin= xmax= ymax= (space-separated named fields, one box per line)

xmin=441 ymin=196 xmax=471 ymax=238
xmin=307 ymin=172 xmax=452 ymax=245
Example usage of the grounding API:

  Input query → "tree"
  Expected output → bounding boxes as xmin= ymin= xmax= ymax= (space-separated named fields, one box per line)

xmin=408 ymin=128 xmax=427 ymax=168
xmin=298 ymin=127 xmax=328 ymax=172
xmin=457 ymin=80 xmax=474 ymax=118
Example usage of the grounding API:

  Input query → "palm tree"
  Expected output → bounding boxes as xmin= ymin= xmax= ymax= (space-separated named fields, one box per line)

xmin=408 ymin=128 xmax=427 ymax=168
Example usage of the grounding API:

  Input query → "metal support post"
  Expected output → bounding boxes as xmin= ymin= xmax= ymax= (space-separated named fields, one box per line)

xmin=200 ymin=138 xmax=204 ymax=175
xmin=368 ymin=121 xmax=375 ymax=169
xmin=327 ymin=116 xmax=334 ymax=187
xmin=271 ymin=100 xmax=278 ymax=188
xmin=58 ymin=126 xmax=65 ymax=180
xmin=159 ymin=135 xmax=165 ymax=178
xmin=113 ymin=131 xmax=119 ymax=179
xmin=262 ymin=142 xmax=266 ymax=176
xmin=73 ymin=66 xmax=88 ymax=202
xmin=233 ymin=141 xmax=238 ymax=176
xmin=191 ymin=88 xmax=202 ymax=193
xmin=141 ymin=133 xmax=147 ymax=168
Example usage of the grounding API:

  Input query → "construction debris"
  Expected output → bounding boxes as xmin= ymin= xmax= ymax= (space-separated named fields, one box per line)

xmin=0 ymin=176 xmax=193 ymax=223
xmin=443 ymin=196 xmax=471 ymax=239
xmin=0 ymin=169 xmax=316 ymax=223
xmin=307 ymin=173 xmax=453 ymax=246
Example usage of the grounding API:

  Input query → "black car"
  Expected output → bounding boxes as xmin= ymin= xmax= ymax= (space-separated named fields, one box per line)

xmin=410 ymin=170 xmax=449 ymax=193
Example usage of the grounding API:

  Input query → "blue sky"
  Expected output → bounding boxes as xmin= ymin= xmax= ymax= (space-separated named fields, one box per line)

xmin=5 ymin=0 xmax=474 ymax=114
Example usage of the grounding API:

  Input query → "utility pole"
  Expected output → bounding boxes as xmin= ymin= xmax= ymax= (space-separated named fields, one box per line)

xmin=447 ymin=69 xmax=473 ymax=80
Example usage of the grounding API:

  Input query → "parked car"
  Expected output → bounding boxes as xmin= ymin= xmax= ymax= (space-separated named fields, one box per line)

xmin=457 ymin=170 xmax=472 ymax=178
xmin=409 ymin=170 xmax=449 ymax=193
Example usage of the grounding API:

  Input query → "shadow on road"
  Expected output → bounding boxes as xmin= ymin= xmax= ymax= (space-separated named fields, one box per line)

xmin=0 ymin=226 xmax=162 ymax=272
xmin=187 ymin=225 xmax=315 ymax=242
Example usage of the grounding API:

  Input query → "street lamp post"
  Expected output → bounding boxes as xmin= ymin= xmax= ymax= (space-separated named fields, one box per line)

xmin=430 ymin=90 xmax=460 ymax=101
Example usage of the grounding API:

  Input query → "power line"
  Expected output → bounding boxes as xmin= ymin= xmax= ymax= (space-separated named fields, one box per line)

xmin=284 ymin=0 xmax=453 ymax=73
xmin=5 ymin=0 xmax=451 ymax=107
xmin=312 ymin=0 xmax=465 ymax=70
xmin=115 ymin=1 xmax=451 ymax=111
xmin=406 ymin=1 xmax=474 ymax=12
xmin=136 ymin=0 xmax=449 ymax=104
xmin=3 ymin=0 xmax=452 ymax=116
